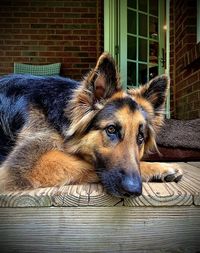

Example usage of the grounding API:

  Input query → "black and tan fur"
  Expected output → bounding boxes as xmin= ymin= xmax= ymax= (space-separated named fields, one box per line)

xmin=0 ymin=53 xmax=182 ymax=197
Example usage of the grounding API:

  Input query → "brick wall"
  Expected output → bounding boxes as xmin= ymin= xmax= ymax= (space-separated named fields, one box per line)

xmin=170 ymin=0 xmax=200 ymax=119
xmin=169 ymin=0 xmax=175 ymax=117
xmin=0 ymin=0 xmax=104 ymax=80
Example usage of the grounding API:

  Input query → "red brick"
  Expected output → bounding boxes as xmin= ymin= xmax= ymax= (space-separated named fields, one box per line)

xmin=63 ymin=35 xmax=80 ymax=40
xmin=13 ymin=57 xmax=30 ymax=62
xmin=0 ymin=62 xmax=13 ymax=67
xmin=189 ymin=110 xmax=199 ymax=119
xmin=192 ymin=80 xmax=200 ymax=91
xmin=21 ymin=18 xmax=38 ymax=23
xmin=193 ymin=101 xmax=200 ymax=110
xmin=49 ymin=13 xmax=64 ymax=18
xmin=71 ymin=8 xmax=89 ymax=12
xmin=30 ymin=35 xmax=47 ymax=40
xmin=39 ymin=52 xmax=56 ymax=57
xmin=29 ymin=57 xmax=47 ymax=63
xmin=0 ymin=67 xmax=13 ymax=73
xmin=188 ymin=91 xmax=199 ymax=102
xmin=182 ymin=67 xmax=192 ymax=79
xmin=55 ymin=30 xmax=71 ymax=35
xmin=56 ymin=52 xmax=75 ymax=58
xmin=31 ymin=13 xmax=48 ymax=18
xmin=13 ymin=24 xmax=30 ymax=28
xmin=74 ymin=41 xmax=88 ymax=46
xmin=5 ymin=51 xmax=21 ymax=56
xmin=47 ymin=57 xmax=63 ymax=63
xmin=56 ymin=19 xmax=73 ymax=24
xmin=38 ymin=41 xmax=54 ymax=46
xmin=22 ymin=40 xmax=38 ymax=45
xmin=4 ymin=40 xmax=21 ymax=45
xmin=37 ymin=7 xmax=55 ymax=13
xmin=47 ymin=46 xmax=63 ymax=51
xmin=54 ymin=8 xmax=71 ymax=13
xmin=73 ymin=30 xmax=89 ymax=35
xmin=3 ymin=29 xmax=20 ymax=34
xmin=14 ymin=35 xmax=30 ymax=40
xmin=20 ymin=29 xmax=38 ymax=34
xmin=39 ymin=18 xmax=56 ymax=23
xmin=0 ymin=0 xmax=103 ymax=82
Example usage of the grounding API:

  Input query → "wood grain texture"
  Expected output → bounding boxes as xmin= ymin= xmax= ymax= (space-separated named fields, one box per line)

xmin=0 ymin=207 xmax=200 ymax=253
xmin=187 ymin=161 xmax=200 ymax=168
xmin=178 ymin=162 xmax=200 ymax=205
xmin=0 ymin=187 xmax=56 ymax=207
xmin=124 ymin=182 xmax=192 ymax=207
xmin=52 ymin=184 xmax=90 ymax=207
xmin=0 ymin=162 xmax=199 ymax=207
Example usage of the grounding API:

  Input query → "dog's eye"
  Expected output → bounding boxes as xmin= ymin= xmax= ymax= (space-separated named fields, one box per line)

xmin=137 ymin=132 xmax=144 ymax=145
xmin=106 ymin=125 xmax=117 ymax=135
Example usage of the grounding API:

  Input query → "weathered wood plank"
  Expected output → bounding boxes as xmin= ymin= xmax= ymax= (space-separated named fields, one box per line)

xmin=52 ymin=184 xmax=90 ymax=207
xmin=124 ymin=182 xmax=192 ymax=207
xmin=180 ymin=162 xmax=200 ymax=179
xmin=0 ymin=187 xmax=56 ymax=207
xmin=0 ymin=184 xmax=122 ymax=207
xmin=0 ymin=162 xmax=199 ymax=207
xmin=88 ymin=183 xmax=123 ymax=206
xmin=0 ymin=182 xmax=193 ymax=208
xmin=178 ymin=162 xmax=200 ymax=205
xmin=0 ymin=207 xmax=200 ymax=253
xmin=187 ymin=162 xmax=200 ymax=168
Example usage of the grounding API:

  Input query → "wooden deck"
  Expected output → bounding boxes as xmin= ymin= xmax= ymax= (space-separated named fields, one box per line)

xmin=0 ymin=162 xmax=200 ymax=252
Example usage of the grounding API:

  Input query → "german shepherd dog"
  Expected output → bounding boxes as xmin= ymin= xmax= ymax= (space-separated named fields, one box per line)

xmin=0 ymin=53 xmax=182 ymax=197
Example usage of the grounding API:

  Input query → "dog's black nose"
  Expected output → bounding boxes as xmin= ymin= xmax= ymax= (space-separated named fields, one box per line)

xmin=120 ymin=174 xmax=142 ymax=197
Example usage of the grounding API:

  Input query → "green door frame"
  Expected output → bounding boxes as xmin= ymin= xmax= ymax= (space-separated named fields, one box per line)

xmin=104 ymin=0 xmax=170 ymax=118
xmin=104 ymin=0 xmax=118 ymax=61
xmin=120 ymin=0 xmax=166 ymax=89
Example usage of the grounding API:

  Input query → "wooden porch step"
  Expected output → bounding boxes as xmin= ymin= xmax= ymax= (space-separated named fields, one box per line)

xmin=0 ymin=162 xmax=200 ymax=253
xmin=0 ymin=162 xmax=199 ymax=208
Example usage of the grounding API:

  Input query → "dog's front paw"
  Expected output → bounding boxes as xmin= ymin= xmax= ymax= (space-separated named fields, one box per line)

xmin=160 ymin=163 xmax=183 ymax=183
xmin=140 ymin=162 xmax=183 ymax=183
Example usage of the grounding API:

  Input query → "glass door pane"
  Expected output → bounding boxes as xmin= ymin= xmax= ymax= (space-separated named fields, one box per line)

xmin=125 ymin=0 xmax=165 ymax=88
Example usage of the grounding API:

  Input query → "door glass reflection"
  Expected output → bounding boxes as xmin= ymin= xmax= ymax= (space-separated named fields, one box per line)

xmin=149 ymin=16 xmax=158 ymax=39
xmin=149 ymin=41 xmax=158 ymax=64
xmin=128 ymin=0 xmax=136 ymax=9
xmin=149 ymin=66 xmax=158 ymax=80
xmin=139 ymin=38 xmax=147 ymax=62
xmin=128 ymin=10 xmax=136 ymax=34
xmin=127 ymin=62 xmax=136 ymax=86
xmin=128 ymin=36 xmax=136 ymax=60
xmin=139 ymin=13 xmax=147 ymax=37
xmin=139 ymin=0 xmax=147 ymax=12
xmin=139 ymin=64 xmax=147 ymax=84
xmin=149 ymin=0 xmax=158 ymax=16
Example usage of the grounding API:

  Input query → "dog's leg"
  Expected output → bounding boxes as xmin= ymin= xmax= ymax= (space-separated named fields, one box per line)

xmin=0 ymin=147 xmax=98 ymax=192
xmin=0 ymin=128 xmax=66 ymax=192
xmin=26 ymin=150 xmax=99 ymax=188
xmin=140 ymin=161 xmax=183 ymax=182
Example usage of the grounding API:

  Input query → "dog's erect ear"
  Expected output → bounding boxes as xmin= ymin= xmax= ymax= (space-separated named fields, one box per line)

xmin=65 ymin=53 xmax=121 ymax=137
xmin=130 ymin=75 xmax=169 ymax=114
xmin=128 ymin=75 xmax=169 ymax=152
xmin=84 ymin=52 xmax=121 ymax=100
xmin=140 ymin=75 xmax=169 ymax=111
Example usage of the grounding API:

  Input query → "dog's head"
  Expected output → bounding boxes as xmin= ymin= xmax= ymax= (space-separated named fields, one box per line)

xmin=66 ymin=52 xmax=169 ymax=197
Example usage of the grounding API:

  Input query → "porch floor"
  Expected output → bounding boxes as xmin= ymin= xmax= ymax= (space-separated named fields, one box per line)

xmin=0 ymin=162 xmax=199 ymax=207
xmin=0 ymin=162 xmax=200 ymax=252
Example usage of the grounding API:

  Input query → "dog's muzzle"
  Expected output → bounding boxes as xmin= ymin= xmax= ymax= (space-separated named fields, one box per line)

xmin=99 ymin=169 xmax=142 ymax=197
xmin=120 ymin=173 xmax=142 ymax=197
